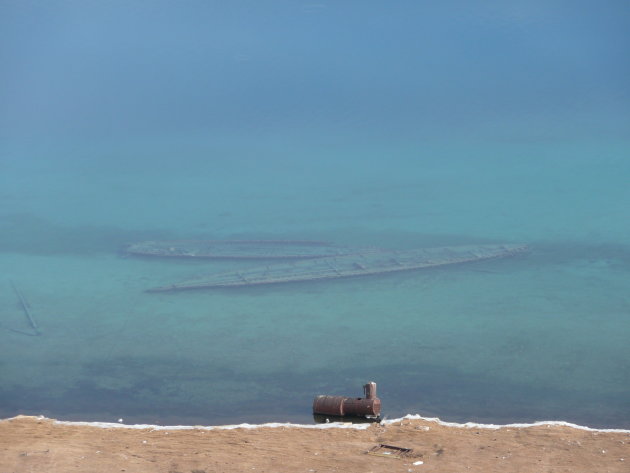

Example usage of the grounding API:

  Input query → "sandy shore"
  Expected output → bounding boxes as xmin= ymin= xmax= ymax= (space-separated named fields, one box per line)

xmin=1 ymin=415 xmax=628 ymax=472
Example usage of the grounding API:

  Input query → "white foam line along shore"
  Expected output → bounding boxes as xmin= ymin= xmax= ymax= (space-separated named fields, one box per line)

xmin=3 ymin=414 xmax=629 ymax=433
xmin=382 ymin=414 xmax=630 ymax=433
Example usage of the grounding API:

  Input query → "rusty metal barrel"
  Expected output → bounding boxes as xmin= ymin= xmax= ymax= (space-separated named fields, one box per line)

xmin=312 ymin=395 xmax=347 ymax=416
xmin=312 ymin=382 xmax=381 ymax=417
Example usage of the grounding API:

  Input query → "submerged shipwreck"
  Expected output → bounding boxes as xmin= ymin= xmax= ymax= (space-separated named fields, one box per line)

xmin=126 ymin=239 xmax=359 ymax=259
xmin=147 ymin=243 xmax=527 ymax=292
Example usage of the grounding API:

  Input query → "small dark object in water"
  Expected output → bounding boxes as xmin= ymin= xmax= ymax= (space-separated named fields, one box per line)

xmin=0 ymin=325 xmax=40 ymax=336
xmin=10 ymin=280 xmax=40 ymax=336
xmin=313 ymin=381 xmax=381 ymax=418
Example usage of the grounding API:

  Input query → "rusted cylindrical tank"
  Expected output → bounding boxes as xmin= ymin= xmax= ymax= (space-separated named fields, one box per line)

xmin=342 ymin=397 xmax=381 ymax=416
xmin=312 ymin=395 xmax=347 ymax=416
xmin=312 ymin=382 xmax=381 ymax=418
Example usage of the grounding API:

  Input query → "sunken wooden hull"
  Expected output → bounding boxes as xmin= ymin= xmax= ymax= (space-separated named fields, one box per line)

xmin=126 ymin=240 xmax=358 ymax=259
xmin=147 ymin=244 xmax=527 ymax=292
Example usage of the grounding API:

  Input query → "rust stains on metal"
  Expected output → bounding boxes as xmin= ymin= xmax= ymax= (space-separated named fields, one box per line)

xmin=312 ymin=395 xmax=346 ymax=417
xmin=363 ymin=381 xmax=377 ymax=399
xmin=312 ymin=382 xmax=381 ymax=418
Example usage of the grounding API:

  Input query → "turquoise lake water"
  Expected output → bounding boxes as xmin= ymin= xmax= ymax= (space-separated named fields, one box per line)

xmin=1 ymin=1 xmax=629 ymax=428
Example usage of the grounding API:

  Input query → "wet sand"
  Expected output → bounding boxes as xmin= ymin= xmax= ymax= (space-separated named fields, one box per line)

xmin=1 ymin=415 xmax=628 ymax=472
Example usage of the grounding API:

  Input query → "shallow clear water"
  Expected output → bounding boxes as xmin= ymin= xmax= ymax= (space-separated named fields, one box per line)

xmin=1 ymin=2 xmax=629 ymax=428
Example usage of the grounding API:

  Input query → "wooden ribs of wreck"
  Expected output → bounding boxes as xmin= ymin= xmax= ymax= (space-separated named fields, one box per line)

xmin=147 ymin=244 xmax=527 ymax=292
xmin=125 ymin=239 xmax=359 ymax=259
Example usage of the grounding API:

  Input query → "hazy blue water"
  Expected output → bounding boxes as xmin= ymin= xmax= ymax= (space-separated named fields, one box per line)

xmin=1 ymin=1 xmax=629 ymax=428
